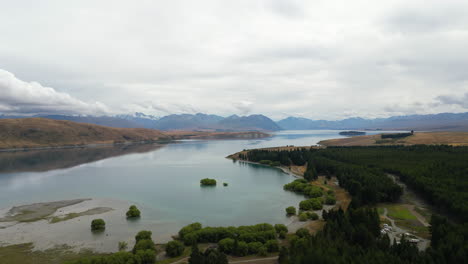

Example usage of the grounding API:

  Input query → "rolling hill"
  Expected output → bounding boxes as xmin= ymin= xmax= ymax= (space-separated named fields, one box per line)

xmin=0 ymin=118 xmax=272 ymax=150
xmin=0 ymin=118 xmax=170 ymax=149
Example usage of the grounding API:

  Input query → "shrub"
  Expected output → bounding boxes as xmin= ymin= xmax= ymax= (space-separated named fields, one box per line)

xmin=295 ymin=228 xmax=310 ymax=238
xmin=307 ymin=186 xmax=323 ymax=198
xmin=259 ymin=160 xmax=272 ymax=165
xmin=325 ymin=195 xmax=336 ymax=205
xmin=91 ymin=219 xmax=105 ymax=231
xmin=126 ymin=205 xmax=141 ymax=218
xmin=265 ymin=240 xmax=279 ymax=252
xmin=135 ymin=249 xmax=156 ymax=264
xmin=258 ymin=246 xmax=268 ymax=256
xmin=307 ymin=212 xmax=319 ymax=220
xmin=223 ymin=182 xmax=228 ymax=186
xmin=285 ymin=206 xmax=296 ymax=215
xmin=166 ymin=240 xmax=185 ymax=257
xmin=299 ymin=212 xmax=308 ymax=221
xmin=247 ymin=242 xmax=263 ymax=254
xmin=299 ymin=200 xmax=312 ymax=211
xmin=279 ymin=231 xmax=287 ymax=239
xmin=135 ymin=230 xmax=152 ymax=243
xmin=200 ymin=178 xmax=217 ymax=186
xmin=272 ymin=161 xmax=281 ymax=166
xmin=274 ymin=224 xmax=288 ymax=234
xmin=219 ymin=238 xmax=235 ymax=254
xmin=236 ymin=241 xmax=249 ymax=256
xmin=178 ymin=222 xmax=202 ymax=240
xmin=133 ymin=239 xmax=155 ymax=253
xmin=118 ymin=241 xmax=128 ymax=251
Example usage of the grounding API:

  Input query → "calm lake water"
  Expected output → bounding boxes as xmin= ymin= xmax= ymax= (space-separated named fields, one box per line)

xmin=0 ymin=130 xmax=389 ymax=250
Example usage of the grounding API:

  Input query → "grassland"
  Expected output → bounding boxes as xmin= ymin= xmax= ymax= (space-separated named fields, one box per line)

xmin=0 ymin=243 xmax=106 ymax=264
xmin=319 ymin=132 xmax=468 ymax=146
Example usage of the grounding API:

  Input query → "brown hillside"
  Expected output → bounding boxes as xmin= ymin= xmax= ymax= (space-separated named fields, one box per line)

xmin=318 ymin=132 xmax=468 ymax=146
xmin=0 ymin=118 xmax=169 ymax=149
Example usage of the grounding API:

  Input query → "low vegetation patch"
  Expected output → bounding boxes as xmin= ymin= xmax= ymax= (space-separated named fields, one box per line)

xmin=90 ymin=219 xmax=105 ymax=231
xmin=200 ymin=178 xmax=217 ymax=186
xmin=126 ymin=205 xmax=141 ymax=218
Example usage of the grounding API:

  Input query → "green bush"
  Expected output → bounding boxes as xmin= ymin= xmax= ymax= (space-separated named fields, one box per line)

xmin=91 ymin=219 xmax=105 ymax=231
xmin=178 ymin=222 xmax=202 ymax=240
xmin=133 ymin=239 xmax=155 ymax=254
xmin=307 ymin=212 xmax=319 ymax=220
xmin=126 ymin=205 xmax=141 ymax=218
xmin=200 ymin=178 xmax=217 ymax=186
xmin=247 ymin=242 xmax=263 ymax=254
xmin=325 ymin=195 xmax=336 ymax=205
xmin=295 ymin=228 xmax=310 ymax=238
xmin=299 ymin=212 xmax=308 ymax=221
xmin=165 ymin=240 xmax=185 ymax=257
xmin=135 ymin=230 xmax=152 ymax=243
xmin=236 ymin=241 xmax=249 ymax=256
xmin=223 ymin=182 xmax=228 ymax=186
xmin=265 ymin=240 xmax=279 ymax=252
xmin=274 ymin=224 xmax=288 ymax=234
xmin=258 ymin=246 xmax=268 ymax=256
xmin=219 ymin=238 xmax=235 ymax=254
xmin=286 ymin=206 xmax=296 ymax=215
xmin=259 ymin=160 xmax=273 ymax=165
xmin=279 ymin=231 xmax=287 ymax=239
xmin=135 ymin=249 xmax=156 ymax=264
xmin=272 ymin=161 xmax=281 ymax=166
xmin=118 ymin=241 xmax=128 ymax=251
xmin=299 ymin=198 xmax=323 ymax=211
xmin=178 ymin=223 xmax=276 ymax=245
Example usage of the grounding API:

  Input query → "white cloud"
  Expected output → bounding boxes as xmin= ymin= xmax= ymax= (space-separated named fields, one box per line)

xmin=0 ymin=69 xmax=110 ymax=115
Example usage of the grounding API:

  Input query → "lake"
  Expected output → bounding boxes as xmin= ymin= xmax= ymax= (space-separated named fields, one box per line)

xmin=0 ymin=130 xmax=386 ymax=251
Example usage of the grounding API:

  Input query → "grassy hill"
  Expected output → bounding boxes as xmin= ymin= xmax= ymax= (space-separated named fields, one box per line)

xmin=319 ymin=132 xmax=468 ymax=146
xmin=0 ymin=118 xmax=170 ymax=149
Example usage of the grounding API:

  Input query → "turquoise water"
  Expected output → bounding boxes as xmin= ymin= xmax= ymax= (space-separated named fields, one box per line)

xmin=0 ymin=130 xmax=388 ymax=246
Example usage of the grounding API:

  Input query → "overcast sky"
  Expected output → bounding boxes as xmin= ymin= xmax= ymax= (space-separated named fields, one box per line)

xmin=1 ymin=0 xmax=467 ymax=120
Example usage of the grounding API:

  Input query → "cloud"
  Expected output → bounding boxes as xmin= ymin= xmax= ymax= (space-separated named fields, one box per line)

xmin=435 ymin=93 xmax=468 ymax=108
xmin=0 ymin=1 xmax=468 ymax=120
xmin=0 ymin=69 xmax=110 ymax=115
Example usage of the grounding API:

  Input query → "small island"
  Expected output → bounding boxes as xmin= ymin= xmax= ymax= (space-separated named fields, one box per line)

xmin=200 ymin=178 xmax=217 ymax=186
xmin=339 ymin=131 xmax=366 ymax=136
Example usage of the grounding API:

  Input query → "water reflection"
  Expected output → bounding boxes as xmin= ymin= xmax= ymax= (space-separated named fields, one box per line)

xmin=0 ymin=143 xmax=164 ymax=174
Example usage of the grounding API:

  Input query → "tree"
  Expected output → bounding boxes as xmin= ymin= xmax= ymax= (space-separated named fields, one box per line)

xmin=236 ymin=241 xmax=249 ymax=256
xmin=135 ymin=230 xmax=152 ymax=243
xmin=295 ymin=228 xmax=309 ymax=238
xmin=247 ymin=242 xmax=263 ymax=254
xmin=218 ymin=238 xmax=235 ymax=254
xmin=307 ymin=212 xmax=319 ymax=220
xmin=133 ymin=239 xmax=155 ymax=254
xmin=298 ymin=212 xmax=308 ymax=221
xmin=200 ymin=178 xmax=217 ymax=186
xmin=286 ymin=206 xmax=296 ymax=215
xmin=274 ymin=224 xmax=288 ymax=234
xmin=91 ymin=219 xmax=105 ymax=231
xmin=135 ymin=249 xmax=156 ymax=264
xmin=189 ymin=244 xmax=203 ymax=264
xmin=265 ymin=240 xmax=279 ymax=252
xmin=166 ymin=240 xmax=185 ymax=257
xmin=126 ymin=205 xmax=141 ymax=218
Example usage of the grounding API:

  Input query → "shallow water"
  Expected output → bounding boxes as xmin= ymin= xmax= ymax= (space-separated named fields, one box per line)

xmin=0 ymin=130 xmax=389 ymax=250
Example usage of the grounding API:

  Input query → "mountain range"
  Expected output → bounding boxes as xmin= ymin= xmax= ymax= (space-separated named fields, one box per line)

xmin=1 ymin=112 xmax=467 ymax=132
